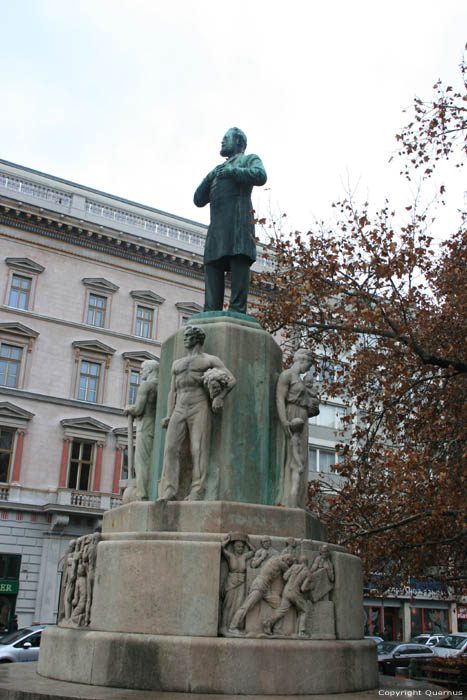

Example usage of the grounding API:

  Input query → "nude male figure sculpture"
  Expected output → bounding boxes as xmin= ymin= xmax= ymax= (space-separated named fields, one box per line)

xmin=157 ymin=325 xmax=236 ymax=502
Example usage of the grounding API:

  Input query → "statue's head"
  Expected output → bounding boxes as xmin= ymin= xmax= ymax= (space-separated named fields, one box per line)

xmin=285 ymin=537 xmax=297 ymax=549
xmin=281 ymin=552 xmax=294 ymax=567
xmin=233 ymin=541 xmax=245 ymax=555
xmin=184 ymin=325 xmax=206 ymax=348
xmin=299 ymin=555 xmax=308 ymax=565
xmin=67 ymin=539 xmax=77 ymax=554
xmin=220 ymin=127 xmax=247 ymax=157
xmin=293 ymin=348 xmax=313 ymax=373
xmin=141 ymin=359 xmax=159 ymax=380
xmin=320 ymin=544 xmax=330 ymax=559
xmin=261 ymin=536 xmax=272 ymax=549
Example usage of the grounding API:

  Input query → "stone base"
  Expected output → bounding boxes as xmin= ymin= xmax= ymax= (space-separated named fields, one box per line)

xmin=38 ymin=627 xmax=378 ymax=695
xmin=0 ymin=664 xmax=455 ymax=700
xmin=103 ymin=499 xmax=328 ymax=541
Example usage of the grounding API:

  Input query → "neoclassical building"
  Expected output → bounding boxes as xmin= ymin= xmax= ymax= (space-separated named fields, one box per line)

xmin=0 ymin=158 xmax=275 ymax=627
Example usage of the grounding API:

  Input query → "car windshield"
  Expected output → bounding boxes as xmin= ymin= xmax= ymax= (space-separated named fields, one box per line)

xmin=377 ymin=642 xmax=399 ymax=653
xmin=0 ymin=629 xmax=32 ymax=645
xmin=436 ymin=635 xmax=467 ymax=649
xmin=411 ymin=636 xmax=427 ymax=644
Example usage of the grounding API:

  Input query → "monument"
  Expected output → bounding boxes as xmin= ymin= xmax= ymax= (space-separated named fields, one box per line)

xmin=37 ymin=129 xmax=377 ymax=696
xmin=194 ymin=126 xmax=267 ymax=314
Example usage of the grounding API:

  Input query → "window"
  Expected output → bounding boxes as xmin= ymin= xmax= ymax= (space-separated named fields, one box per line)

xmin=310 ymin=404 xmax=348 ymax=430
xmin=308 ymin=447 xmax=338 ymax=475
xmin=364 ymin=606 xmax=382 ymax=636
xmin=72 ymin=340 xmax=115 ymax=404
xmin=0 ymin=554 xmax=21 ymax=580
xmin=78 ymin=360 xmax=101 ymax=403
xmin=122 ymin=351 xmax=158 ymax=407
xmin=0 ymin=344 xmax=23 ymax=388
xmin=128 ymin=369 xmax=141 ymax=406
xmin=4 ymin=258 xmax=44 ymax=312
xmin=0 ymin=324 xmax=39 ymax=391
xmin=410 ymin=607 xmax=448 ymax=636
xmin=81 ymin=278 xmax=119 ymax=329
xmin=86 ymin=294 xmax=107 ymax=327
xmin=135 ymin=305 xmax=154 ymax=338
xmin=8 ymin=275 xmax=32 ymax=310
xmin=121 ymin=447 xmax=129 ymax=481
xmin=130 ymin=290 xmax=165 ymax=339
xmin=68 ymin=440 xmax=94 ymax=491
xmin=0 ymin=428 xmax=15 ymax=483
xmin=175 ymin=302 xmax=203 ymax=327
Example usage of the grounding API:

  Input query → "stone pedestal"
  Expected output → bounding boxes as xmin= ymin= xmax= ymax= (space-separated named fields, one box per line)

xmin=150 ymin=312 xmax=284 ymax=504
xmin=38 ymin=500 xmax=378 ymax=695
xmin=38 ymin=314 xmax=377 ymax=695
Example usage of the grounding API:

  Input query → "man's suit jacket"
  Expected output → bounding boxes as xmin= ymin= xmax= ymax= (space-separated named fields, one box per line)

xmin=194 ymin=152 xmax=267 ymax=269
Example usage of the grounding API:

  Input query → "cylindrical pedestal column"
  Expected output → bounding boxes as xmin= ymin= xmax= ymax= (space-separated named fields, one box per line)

xmin=151 ymin=312 xmax=283 ymax=504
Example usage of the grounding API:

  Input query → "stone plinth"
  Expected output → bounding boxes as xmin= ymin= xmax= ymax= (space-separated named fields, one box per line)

xmin=38 ymin=629 xmax=378 ymax=695
xmin=150 ymin=313 xmax=283 ymax=504
xmin=103 ymin=499 xmax=328 ymax=541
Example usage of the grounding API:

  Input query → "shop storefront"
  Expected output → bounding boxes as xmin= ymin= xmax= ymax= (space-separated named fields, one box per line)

xmin=0 ymin=554 xmax=21 ymax=632
xmin=364 ymin=579 xmax=456 ymax=642
xmin=364 ymin=600 xmax=401 ymax=640
xmin=457 ymin=605 xmax=467 ymax=633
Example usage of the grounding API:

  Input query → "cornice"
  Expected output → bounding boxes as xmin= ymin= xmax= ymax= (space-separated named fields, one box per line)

xmin=0 ymin=202 xmax=272 ymax=294
xmin=0 ymin=204 xmax=205 ymax=282
xmin=0 ymin=386 xmax=125 ymax=416
xmin=0 ymin=305 xmax=161 ymax=347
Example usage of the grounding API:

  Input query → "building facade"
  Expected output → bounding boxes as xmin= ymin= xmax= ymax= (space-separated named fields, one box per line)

xmin=0 ymin=159 xmax=271 ymax=628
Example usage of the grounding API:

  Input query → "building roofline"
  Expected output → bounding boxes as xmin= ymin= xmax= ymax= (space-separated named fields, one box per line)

xmin=0 ymin=157 xmax=207 ymax=231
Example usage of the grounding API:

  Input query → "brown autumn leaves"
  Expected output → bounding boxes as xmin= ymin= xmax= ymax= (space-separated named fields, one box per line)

xmin=254 ymin=53 xmax=466 ymax=591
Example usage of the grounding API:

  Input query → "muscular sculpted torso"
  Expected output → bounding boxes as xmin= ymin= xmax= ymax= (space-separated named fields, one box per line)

xmin=158 ymin=326 xmax=235 ymax=502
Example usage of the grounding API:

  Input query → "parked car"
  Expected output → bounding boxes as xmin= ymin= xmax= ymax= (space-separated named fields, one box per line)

xmin=432 ymin=633 xmax=467 ymax=658
xmin=411 ymin=633 xmax=446 ymax=646
xmin=364 ymin=635 xmax=384 ymax=644
xmin=0 ymin=626 xmax=45 ymax=663
xmin=377 ymin=641 xmax=435 ymax=675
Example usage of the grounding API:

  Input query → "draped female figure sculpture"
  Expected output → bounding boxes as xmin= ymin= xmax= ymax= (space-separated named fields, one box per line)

xmin=276 ymin=350 xmax=320 ymax=509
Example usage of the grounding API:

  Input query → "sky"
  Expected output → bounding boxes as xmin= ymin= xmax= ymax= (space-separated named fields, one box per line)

xmin=1 ymin=0 xmax=466 ymax=239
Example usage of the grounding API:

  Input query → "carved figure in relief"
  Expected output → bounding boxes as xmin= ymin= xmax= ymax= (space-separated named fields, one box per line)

xmin=158 ymin=326 xmax=236 ymax=502
xmin=282 ymin=537 xmax=299 ymax=563
xmin=59 ymin=539 xmax=78 ymax=622
xmin=71 ymin=563 xmax=87 ymax=626
xmin=63 ymin=540 xmax=80 ymax=622
xmin=82 ymin=532 xmax=100 ymax=626
xmin=263 ymin=555 xmax=313 ymax=637
xmin=250 ymin=536 xmax=277 ymax=569
xmin=59 ymin=532 xmax=101 ymax=628
xmin=125 ymin=359 xmax=159 ymax=501
xmin=309 ymin=544 xmax=335 ymax=602
xmin=276 ymin=349 xmax=320 ymax=509
xmin=229 ymin=552 xmax=294 ymax=633
xmin=220 ymin=533 xmax=255 ymax=632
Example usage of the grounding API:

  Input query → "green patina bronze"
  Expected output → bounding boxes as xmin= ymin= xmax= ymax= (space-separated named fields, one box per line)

xmin=150 ymin=315 xmax=283 ymax=505
xmin=194 ymin=128 xmax=267 ymax=314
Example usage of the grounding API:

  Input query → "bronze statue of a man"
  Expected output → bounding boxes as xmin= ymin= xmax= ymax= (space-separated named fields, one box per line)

xmin=194 ymin=127 xmax=267 ymax=314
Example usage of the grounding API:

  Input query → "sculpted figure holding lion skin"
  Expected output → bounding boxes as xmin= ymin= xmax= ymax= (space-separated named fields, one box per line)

xmin=158 ymin=325 xmax=236 ymax=502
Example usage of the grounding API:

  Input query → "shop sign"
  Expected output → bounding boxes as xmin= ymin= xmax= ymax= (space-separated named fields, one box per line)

xmin=458 ymin=606 xmax=467 ymax=620
xmin=0 ymin=581 xmax=19 ymax=594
